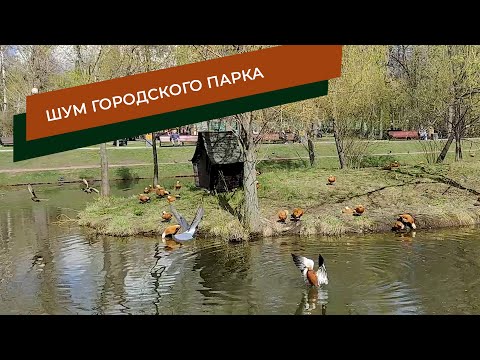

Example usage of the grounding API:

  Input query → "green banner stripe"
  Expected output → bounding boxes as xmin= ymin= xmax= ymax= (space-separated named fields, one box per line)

xmin=14 ymin=80 xmax=328 ymax=162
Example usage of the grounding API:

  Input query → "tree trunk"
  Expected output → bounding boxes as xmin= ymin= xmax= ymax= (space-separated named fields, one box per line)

xmin=379 ymin=108 xmax=383 ymax=139
xmin=447 ymin=104 xmax=454 ymax=135
xmin=1 ymin=47 xmax=6 ymax=113
xmin=436 ymin=130 xmax=455 ymax=163
xmin=436 ymin=104 xmax=456 ymax=164
xmin=332 ymin=118 xmax=346 ymax=169
xmin=99 ymin=142 xmax=110 ymax=197
xmin=307 ymin=137 xmax=315 ymax=166
xmin=455 ymin=134 xmax=462 ymax=161
xmin=238 ymin=111 xmax=260 ymax=234
xmin=152 ymin=132 xmax=159 ymax=187
xmin=74 ymin=45 xmax=82 ymax=72
xmin=1 ymin=46 xmax=7 ymax=137
xmin=454 ymin=116 xmax=464 ymax=161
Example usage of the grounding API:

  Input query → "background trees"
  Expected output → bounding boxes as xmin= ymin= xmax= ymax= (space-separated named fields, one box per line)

xmin=1 ymin=44 xmax=478 ymax=218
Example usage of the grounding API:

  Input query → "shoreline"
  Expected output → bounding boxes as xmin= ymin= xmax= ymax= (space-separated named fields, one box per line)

xmin=77 ymin=163 xmax=480 ymax=242
xmin=79 ymin=215 xmax=480 ymax=242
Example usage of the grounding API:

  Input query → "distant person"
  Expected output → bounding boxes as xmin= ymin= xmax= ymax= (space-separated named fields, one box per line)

xmin=427 ymin=126 xmax=434 ymax=140
xmin=170 ymin=130 xmax=180 ymax=146
xmin=419 ymin=129 xmax=427 ymax=140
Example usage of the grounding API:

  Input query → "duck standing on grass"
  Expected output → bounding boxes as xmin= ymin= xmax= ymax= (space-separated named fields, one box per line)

xmin=291 ymin=254 xmax=328 ymax=287
xmin=354 ymin=205 xmax=365 ymax=216
xmin=277 ymin=210 xmax=289 ymax=223
xmin=327 ymin=175 xmax=336 ymax=185
xmin=138 ymin=194 xmax=150 ymax=204
xmin=397 ymin=213 xmax=417 ymax=230
xmin=174 ymin=180 xmax=182 ymax=191
xmin=391 ymin=220 xmax=406 ymax=231
xmin=162 ymin=211 xmax=173 ymax=222
xmin=156 ymin=186 xmax=169 ymax=198
xmin=290 ymin=208 xmax=304 ymax=222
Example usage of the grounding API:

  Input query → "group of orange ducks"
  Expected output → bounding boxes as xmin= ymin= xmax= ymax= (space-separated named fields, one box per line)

xmin=275 ymin=174 xmax=417 ymax=234
xmin=275 ymin=175 xmax=337 ymax=223
xmin=136 ymin=180 xmax=186 ymax=242
xmin=138 ymin=181 xmax=182 ymax=204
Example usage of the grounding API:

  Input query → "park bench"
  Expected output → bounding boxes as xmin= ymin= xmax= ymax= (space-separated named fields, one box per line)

xmin=0 ymin=136 xmax=13 ymax=146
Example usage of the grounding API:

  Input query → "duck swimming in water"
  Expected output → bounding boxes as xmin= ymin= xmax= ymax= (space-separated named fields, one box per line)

xmin=82 ymin=178 xmax=99 ymax=194
xmin=291 ymin=253 xmax=328 ymax=287
xmin=27 ymin=184 xmax=40 ymax=202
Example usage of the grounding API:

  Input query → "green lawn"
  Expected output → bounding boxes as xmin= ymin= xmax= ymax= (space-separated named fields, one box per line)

xmin=2 ymin=138 xmax=480 ymax=187
xmin=78 ymin=160 xmax=480 ymax=241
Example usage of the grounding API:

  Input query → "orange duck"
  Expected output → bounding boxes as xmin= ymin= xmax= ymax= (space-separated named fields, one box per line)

xmin=290 ymin=208 xmax=304 ymax=221
xmin=174 ymin=180 xmax=182 ymax=191
xmin=354 ymin=205 xmax=365 ymax=216
xmin=155 ymin=186 xmax=169 ymax=198
xmin=138 ymin=194 xmax=150 ymax=204
xmin=342 ymin=206 xmax=354 ymax=215
xmin=397 ymin=213 xmax=416 ymax=229
xmin=277 ymin=210 xmax=289 ymax=223
xmin=162 ymin=211 xmax=173 ymax=222
xmin=327 ymin=175 xmax=336 ymax=185
xmin=161 ymin=224 xmax=181 ymax=241
xmin=291 ymin=254 xmax=328 ymax=287
xmin=167 ymin=195 xmax=176 ymax=203
xmin=391 ymin=220 xmax=405 ymax=231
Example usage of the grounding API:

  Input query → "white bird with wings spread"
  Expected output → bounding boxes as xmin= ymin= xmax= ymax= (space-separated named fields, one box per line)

xmin=169 ymin=204 xmax=204 ymax=242
xmin=291 ymin=253 xmax=329 ymax=287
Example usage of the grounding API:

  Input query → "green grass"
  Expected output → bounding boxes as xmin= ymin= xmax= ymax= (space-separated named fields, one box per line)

xmin=78 ymin=160 xmax=480 ymax=241
xmin=4 ymin=138 xmax=480 ymax=173
xmin=3 ymin=137 xmax=480 ymax=187
xmin=5 ymin=137 xmax=480 ymax=241
xmin=78 ymin=184 xmax=249 ymax=242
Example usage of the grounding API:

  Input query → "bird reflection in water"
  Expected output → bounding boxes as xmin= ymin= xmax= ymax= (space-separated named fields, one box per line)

xmin=295 ymin=286 xmax=328 ymax=315
xmin=150 ymin=242 xmax=174 ymax=315
xmin=150 ymin=242 xmax=172 ymax=278
xmin=164 ymin=239 xmax=182 ymax=251
xmin=397 ymin=231 xmax=416 ymax=242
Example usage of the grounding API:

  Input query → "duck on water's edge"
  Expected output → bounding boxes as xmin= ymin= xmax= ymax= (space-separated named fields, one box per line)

xmin=79 ymin=205 xmax=480 ymax=240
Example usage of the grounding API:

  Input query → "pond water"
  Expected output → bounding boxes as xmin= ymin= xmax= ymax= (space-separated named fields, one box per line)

xmin=1 ymin=182 xmax=480 ymax=315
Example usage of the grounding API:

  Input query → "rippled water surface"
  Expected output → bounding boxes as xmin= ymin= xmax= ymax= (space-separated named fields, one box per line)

xmin=1 ymin=183 xmax=480 ymax=315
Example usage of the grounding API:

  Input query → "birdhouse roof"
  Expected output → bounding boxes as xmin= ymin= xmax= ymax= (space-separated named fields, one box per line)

xmin=191 ymin=131 xmax=244 ymax=165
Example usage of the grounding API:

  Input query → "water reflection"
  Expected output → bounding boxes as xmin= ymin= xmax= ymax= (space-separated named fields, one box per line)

xmin=2 ymin=184 xmax=480 ymax=314
xmin=294 ymin=287 xmax=328 ymax=315
xmin=193 ymin=242 xmax=254 ymax=311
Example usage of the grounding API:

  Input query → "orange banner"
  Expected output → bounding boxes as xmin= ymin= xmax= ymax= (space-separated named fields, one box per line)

xmin=26 ymin=45 xmax=342 ymax=141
